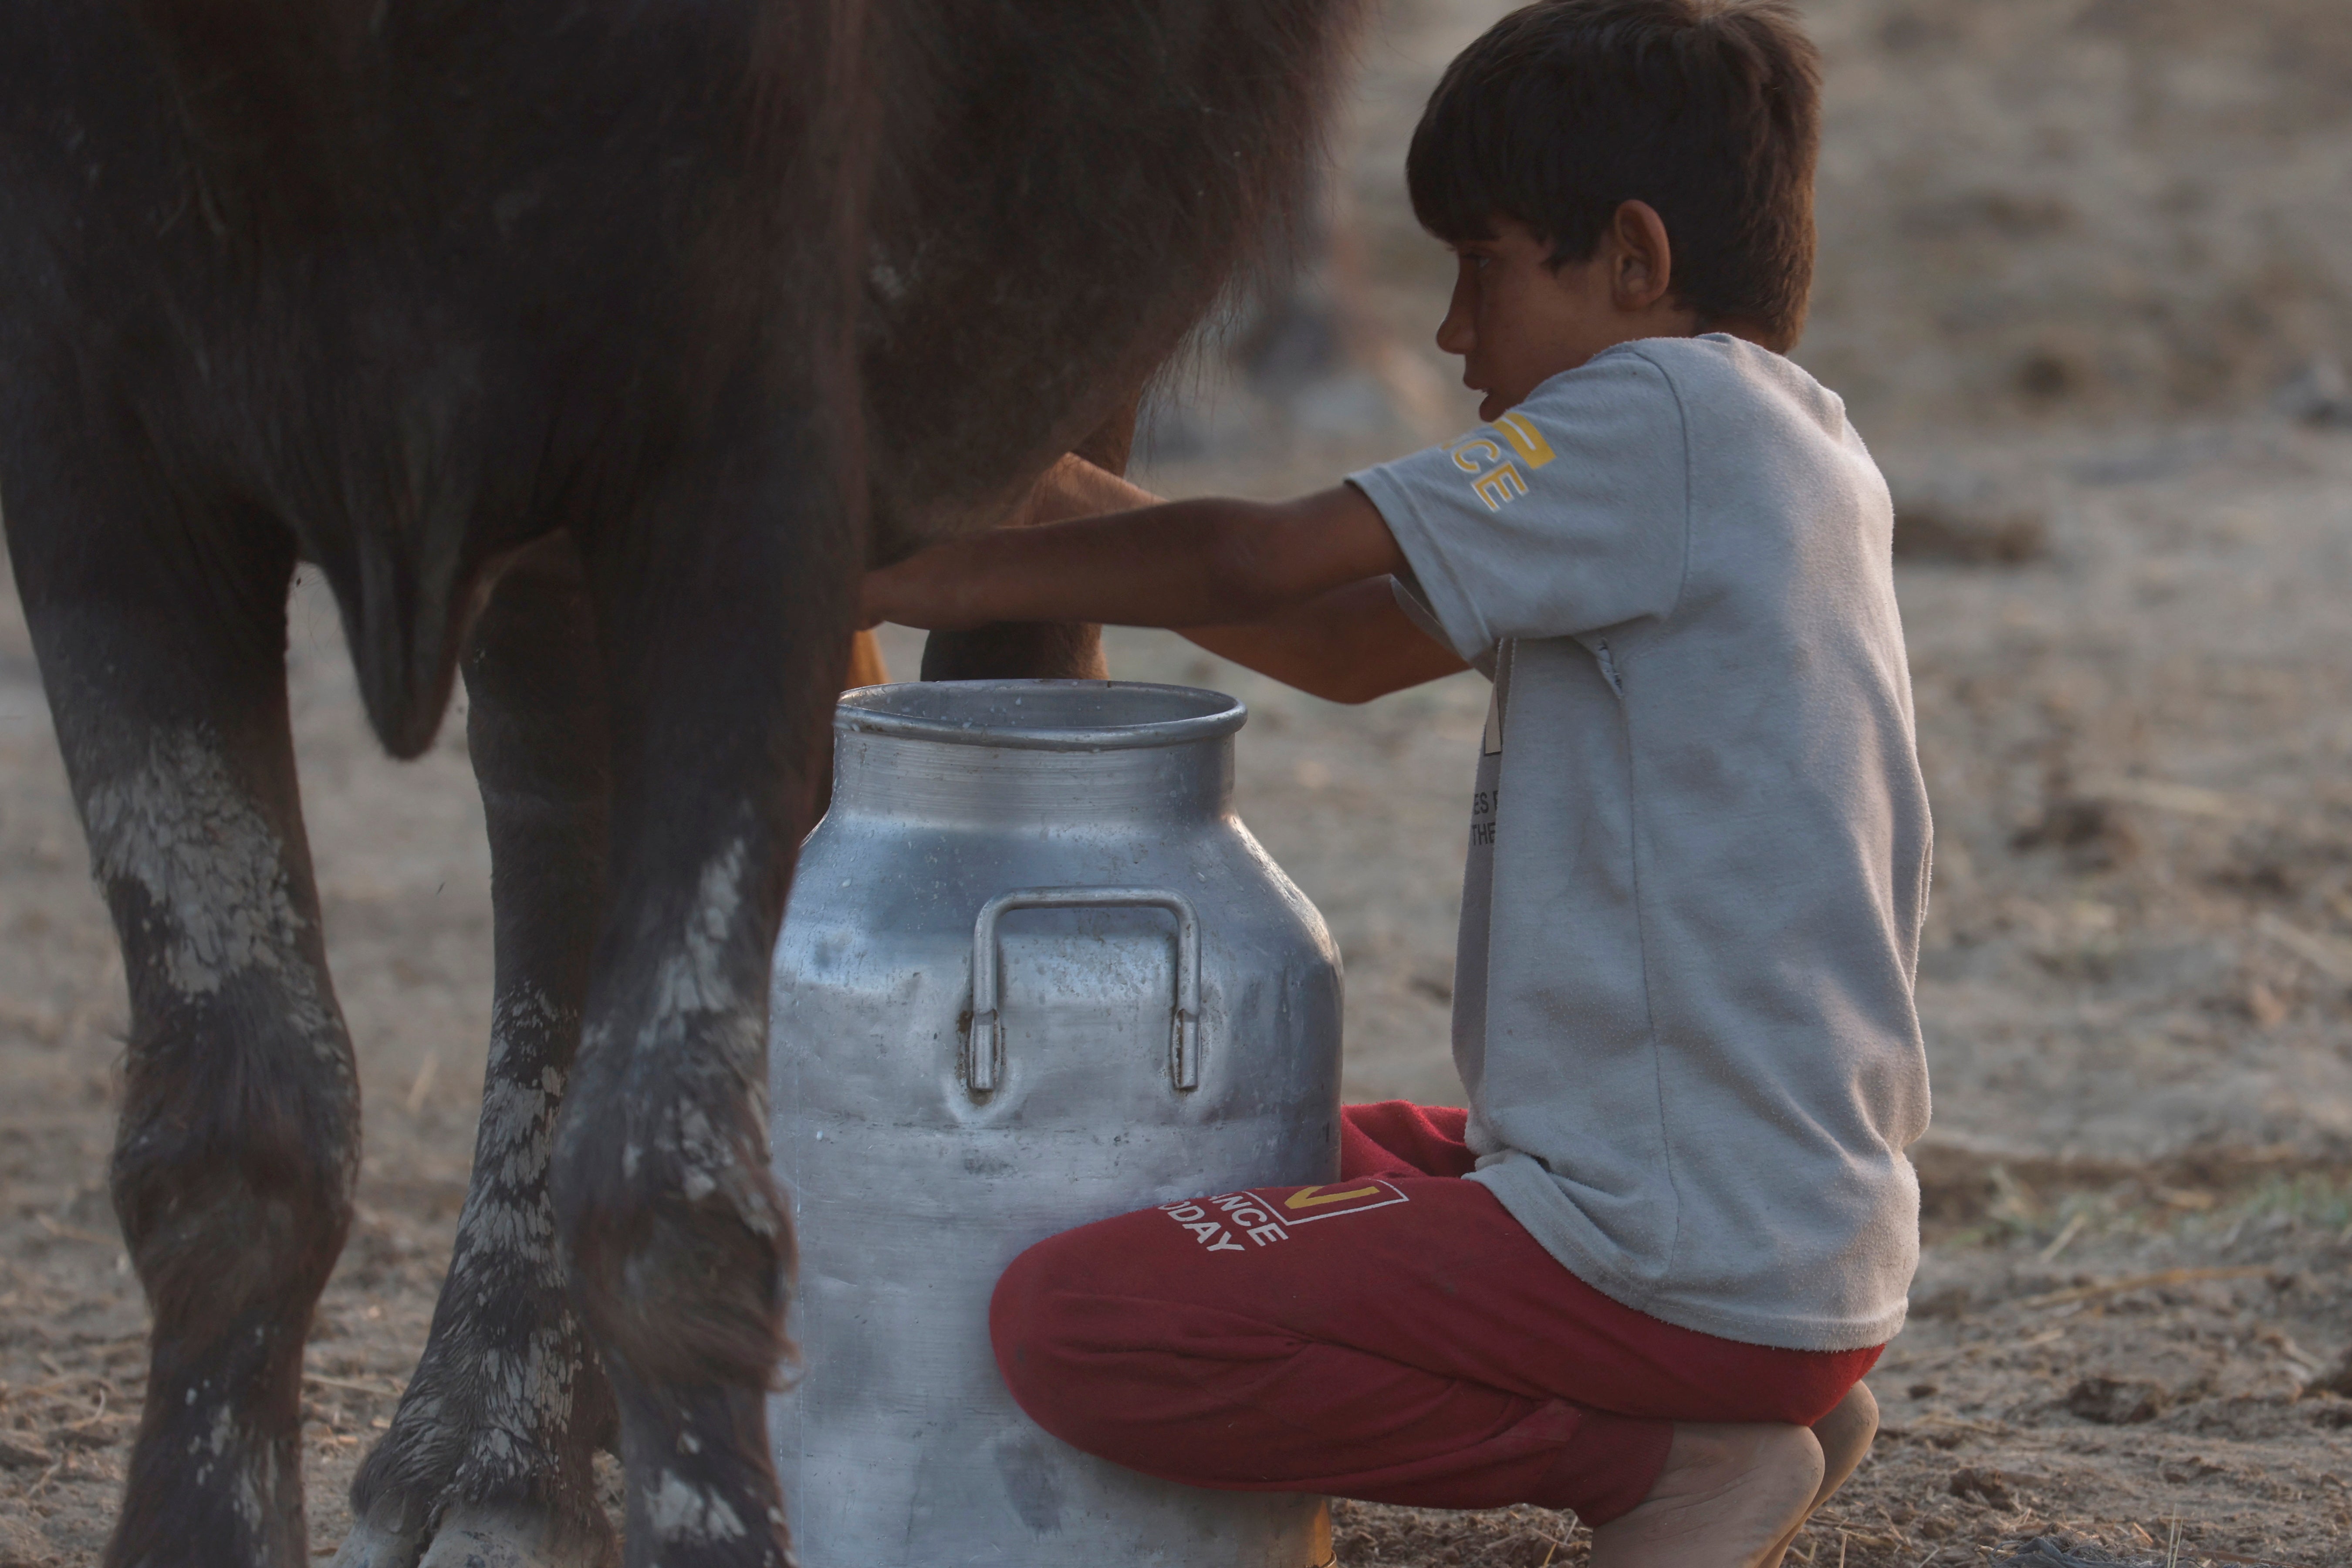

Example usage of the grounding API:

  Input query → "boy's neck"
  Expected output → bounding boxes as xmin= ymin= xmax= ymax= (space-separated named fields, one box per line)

xmin=1578 ymin=309 xmax=1779 ymax=362
xmin=1689 ymin=315 xmax=1784 ymax=351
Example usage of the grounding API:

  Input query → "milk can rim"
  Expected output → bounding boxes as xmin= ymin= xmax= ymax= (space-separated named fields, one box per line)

xmin=835 ymin=679 xmax=1247 ymax=751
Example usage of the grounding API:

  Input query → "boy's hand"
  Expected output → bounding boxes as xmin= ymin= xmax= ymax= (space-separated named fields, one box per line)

xmin=1014 ymin=452 xmax=1156 ymax=530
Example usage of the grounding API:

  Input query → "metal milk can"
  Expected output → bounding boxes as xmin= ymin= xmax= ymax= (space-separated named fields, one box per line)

xmin=767 ymin=679 xmax=1342 ymax=1568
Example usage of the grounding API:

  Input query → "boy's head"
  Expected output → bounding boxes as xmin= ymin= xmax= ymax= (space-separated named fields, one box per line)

xmin=1409 ymin=0 xmax=1821 ymax=413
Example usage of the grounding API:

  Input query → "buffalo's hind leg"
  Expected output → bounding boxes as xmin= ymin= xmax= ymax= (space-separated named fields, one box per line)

xmin=554 ymin=407 xmax=859 ymax=1568
xmin=338 ymin=536 xmax=621 ymax=1568
xmin=8 ymin=492 xmax=357 ymax=1568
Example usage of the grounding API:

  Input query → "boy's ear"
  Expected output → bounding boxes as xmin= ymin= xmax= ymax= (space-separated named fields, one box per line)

xmin=1608 ymin=200 xmax=1675 ymax=312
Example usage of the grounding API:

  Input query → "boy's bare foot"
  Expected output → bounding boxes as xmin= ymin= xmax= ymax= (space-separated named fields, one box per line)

xmin=1808 ymin=1382 xmax=1879 ymax=1509
xmin=1755 ymin=1382 xmax=1882 ymax=1566
xmin=1588 ymin=1423 xmax=1823 ymax=1568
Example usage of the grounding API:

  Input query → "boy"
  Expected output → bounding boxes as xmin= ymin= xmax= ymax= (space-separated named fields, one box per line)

xmin=861 ymin=3 xmax=1930 ymax=1564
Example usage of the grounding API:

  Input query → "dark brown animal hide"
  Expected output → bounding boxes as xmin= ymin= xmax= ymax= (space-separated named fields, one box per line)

xmin=863 ymin=0 xmax=1359 ymax=549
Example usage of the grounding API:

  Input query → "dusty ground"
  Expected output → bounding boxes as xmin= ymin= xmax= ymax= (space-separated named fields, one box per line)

xmin=5 ymin=0 xmax=2352 ymax=1564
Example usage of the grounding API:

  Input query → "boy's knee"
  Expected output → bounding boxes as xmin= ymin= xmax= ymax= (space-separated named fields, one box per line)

xmin=990 ymin=1213 xmax=1208 ymax=1464
xmin=990 ymin=1229 xmax=1090 ymax=1375
xmin=989 ymin=1228 xmax=1105 ymax=1437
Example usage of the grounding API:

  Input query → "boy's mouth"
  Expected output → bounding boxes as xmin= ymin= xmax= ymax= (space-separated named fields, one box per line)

xmin=1460 ymin=363 xmax=1503 ymax=419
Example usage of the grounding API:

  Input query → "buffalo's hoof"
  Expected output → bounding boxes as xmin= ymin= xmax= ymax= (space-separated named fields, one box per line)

xmin=333 ymin=1504 xmax=614 ymax=1568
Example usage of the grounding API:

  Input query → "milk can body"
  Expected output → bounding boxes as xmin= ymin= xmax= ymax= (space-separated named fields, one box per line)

xmin=768 ymin=681 xmax=1342 ymax=1568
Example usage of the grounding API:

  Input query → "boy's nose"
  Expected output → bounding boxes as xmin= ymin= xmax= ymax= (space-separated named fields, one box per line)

xmin=1435 ymin=298 xmax=1478 ymax=358
xmin=1436 ymin=262 xmax=1479 ymax=358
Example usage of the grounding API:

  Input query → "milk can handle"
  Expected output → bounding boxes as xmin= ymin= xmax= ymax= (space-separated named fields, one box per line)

xmin=965 ymin=887 xmax=1202 ymax=1096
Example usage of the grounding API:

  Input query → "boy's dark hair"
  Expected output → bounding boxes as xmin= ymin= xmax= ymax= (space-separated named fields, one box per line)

xmin=1408 ymin=0 xmax=1821 ymax=347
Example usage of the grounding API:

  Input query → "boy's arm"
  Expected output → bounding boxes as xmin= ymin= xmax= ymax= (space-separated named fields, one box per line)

xmin=1177 ymin=580 xmax=1468 ymax=704
xmin=864 ymin=467 xmax=1400 ymax=632
xmin=862 ymin=458 xmax=1467 ymax=702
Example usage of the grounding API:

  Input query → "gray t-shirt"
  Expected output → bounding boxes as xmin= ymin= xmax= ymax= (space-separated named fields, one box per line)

xmin=1348 ymin=335 xmax=1932 ymax=1352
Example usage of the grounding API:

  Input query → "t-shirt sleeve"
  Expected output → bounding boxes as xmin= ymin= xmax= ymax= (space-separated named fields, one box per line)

xmin=1390 ymin=570 xmax=1496 ymax=680
xmin=1346 ymin=348 xmax=1690 ymax=664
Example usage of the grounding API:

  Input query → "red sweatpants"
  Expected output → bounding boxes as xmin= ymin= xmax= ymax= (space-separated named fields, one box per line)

xmin=990 ymin=1102 xmax=1882 ymax=1525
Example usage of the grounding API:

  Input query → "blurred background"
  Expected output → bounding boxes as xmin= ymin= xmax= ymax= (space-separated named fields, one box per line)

xmin=893 ymin=0 xmax=2352 ymax=1160
xmin=3 ymin=1 xmax=2350 ymax=1560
